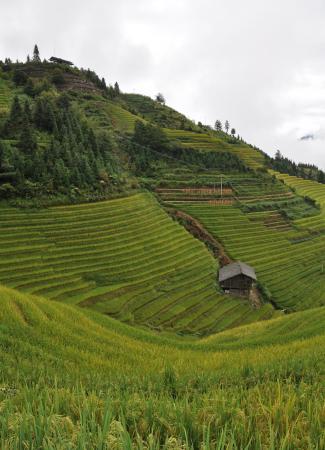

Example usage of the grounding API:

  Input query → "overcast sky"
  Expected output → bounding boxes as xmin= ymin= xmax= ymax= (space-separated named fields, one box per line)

xmin=1 ymin=0 xmax=325 ymax=167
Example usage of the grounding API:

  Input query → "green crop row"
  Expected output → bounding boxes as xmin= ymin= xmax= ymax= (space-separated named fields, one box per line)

xmin=0 ymin=192 xmax=273 ymax=334
xmin=0 ymin=284 xmax=325 ymax=448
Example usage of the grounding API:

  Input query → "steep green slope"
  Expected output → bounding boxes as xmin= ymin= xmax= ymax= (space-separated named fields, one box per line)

xmin=0 ymin=78 xmax=12 ymax=118
xmin=118 ymin=92 xmax=199 ymax=130
xmin=0 ymin=192 xmax=274 ymax=335
xmin=2 ymin=56 xmax=325 ymax=449
xmin=272 ymin=170 xmax=325 ymax=208
xmin=172 ymin=202 xmax=325 ymax=311
xmin=165 ymin=129 xmax=266 ymax=169
xmin=81 ymin=95 xmax=145 ymax=133
xmin=1 ymin=285 xmax=325 ymax=448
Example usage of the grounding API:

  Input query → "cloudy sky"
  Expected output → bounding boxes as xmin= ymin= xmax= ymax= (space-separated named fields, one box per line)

xmin=1 ymin=0 xmax=325 ymax=167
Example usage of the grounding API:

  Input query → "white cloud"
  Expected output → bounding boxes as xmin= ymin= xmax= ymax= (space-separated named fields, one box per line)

xmin=1 ymin=0 xmax=325 ymax=167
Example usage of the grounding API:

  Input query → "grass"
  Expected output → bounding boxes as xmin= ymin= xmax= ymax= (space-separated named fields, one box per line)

xmin=80 ymin=95 xmax=145 ymax=133
xmin=1 ymin=285 xmax=325 ymax=448
xmin=164 ymin=129 xmax=266 ymax=170
xmin=119 ymin=93 xmax=199 ymax=131
xmin=0 ymin=78 xmax=13 ymax=119
xmin=0 ymin=192 xmax=275 ymax=335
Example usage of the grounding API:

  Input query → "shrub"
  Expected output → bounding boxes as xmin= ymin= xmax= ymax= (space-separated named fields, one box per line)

xmin=13 ymin=69 xmax=28 ymax=86
xmin=0 ymin=182 xmax=16 ymax=198
xmin=51 ymin=68 xmax=65 ymax=86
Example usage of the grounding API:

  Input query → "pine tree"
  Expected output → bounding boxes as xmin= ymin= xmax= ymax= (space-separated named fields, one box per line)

xmin=87 ymin=129 xmax=98 ymax=156
xmin=24 ymin=78 xmax=35 ymax=97
xmin=10 ymin=96 xmax=22 ymax=123
xmin=54 ymin=159 xmax=70 ymax=188
xmin=317 ymin=170 xmax=325 ymax=184
xmin=114 ymin=82 xmax=120 ymax=96
xmin=225 ymin=120 xmax=230 ymax=133
xmin=23 ymin=100 xmax=32 ymax=124
xmin=0 ymin=140 xmax=5 ymax=169
xmin=33 ymin=44 xmax=41 ymax=62
xmin=33 ymin=97 xmax=44 ymax=129
xmin=214 ymin=120 xmax=222 ymax=131
xmin=5 ymin=96 xmax=23 ymax=136
xmin=19 ymin=122 xmax=37 ymax=155
xmin=156 ymin=93 xmax=165 ymax=104
xmin=231 ymin=128 xmax=236 ymax=137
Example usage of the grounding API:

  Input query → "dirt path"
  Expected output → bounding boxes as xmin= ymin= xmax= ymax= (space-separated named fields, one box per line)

xmin=167 ymin=207 xmax=263 ymax=309
xmin=167 ymin=208 xmax=231 ymax=266
xmin=249 ymin=286 xmax=262 ymax=309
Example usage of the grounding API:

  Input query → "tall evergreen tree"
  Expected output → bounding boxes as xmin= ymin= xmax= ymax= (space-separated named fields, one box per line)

xmin=19 ymin=123 xmax=37 ymax=155
xmin=214 ymin=120 xmax=222 ymax=131
xmin=225 ymin=120 xmax=230 ymax=133
xmin=24 ymin=78 xmax=35 ymax=97
xmin=114 ymin=82 xmax=120 ymax=96
xmin=0 ymin=140 xmax=5 ymax=169
xmin=33 ymin=44 xmax=41 ymax=62
xmin=4 ymin=96 xmax=23 ymax=136
xmin=9 ymin=96 xmax=22 ymax=123
xmin=156 ymin=93 xmax=165 ymax=104
xmin=23 ymin=100 xmax=32 ymax=124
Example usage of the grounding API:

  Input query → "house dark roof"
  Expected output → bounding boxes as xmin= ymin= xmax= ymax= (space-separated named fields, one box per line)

xmin=49 ymin=56 xmax=74 ymax=66
xmin=219 ymin=261 xmax=256 ymax=282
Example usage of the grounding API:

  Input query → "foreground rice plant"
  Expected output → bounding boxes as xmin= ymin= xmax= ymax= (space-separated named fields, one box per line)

xmin=1 ymin=285 xmax=325 ymax=448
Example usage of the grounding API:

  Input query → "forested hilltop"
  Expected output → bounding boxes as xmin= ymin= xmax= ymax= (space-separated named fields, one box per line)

xmin=0 ymin=45 xmax=265 ymax=205
xmin=1 ymin=45 xmax=324 ymax=206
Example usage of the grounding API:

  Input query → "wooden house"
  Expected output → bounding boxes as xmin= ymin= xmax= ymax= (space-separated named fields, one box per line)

xmin=219 ymin=261 xmax=256 ymax=297
xmin=49 ymin=56 xmax=74 ymax=66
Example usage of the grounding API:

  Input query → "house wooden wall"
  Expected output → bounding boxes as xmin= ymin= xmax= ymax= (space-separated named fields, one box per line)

xmin=220 ymin=274 xmax=253 ymax=296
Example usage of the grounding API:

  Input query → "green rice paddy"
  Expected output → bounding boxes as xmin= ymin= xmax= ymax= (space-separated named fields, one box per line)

xmin=0 ymin=192 xmax=275 ymax=335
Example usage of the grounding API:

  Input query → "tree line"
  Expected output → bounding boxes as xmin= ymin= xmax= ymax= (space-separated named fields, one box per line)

xmin=0 ymin=92 xmax=120 ymax=199
xmin=121 ymin=120 xmax=248 ymax=176
xmin=267 ymin=150 xmax=325 ymax=184
xmin=0 ymin=44 xmax=121 ymax=101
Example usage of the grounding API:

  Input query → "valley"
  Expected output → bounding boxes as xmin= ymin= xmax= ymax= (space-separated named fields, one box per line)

xmin=1 ymin=55 xmax=325 ymax=448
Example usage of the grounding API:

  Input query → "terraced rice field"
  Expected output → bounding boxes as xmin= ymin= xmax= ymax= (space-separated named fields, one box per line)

xmin=154 ymin=169 xmax=299 ymax=210
xmin=82 ymin=97 xmax=145 ymax=132
xmin=271 ymin=171 xmax=325 ymax=205
xmin=156 ymin=187 xmax=234 ymax=204
xmin=175 ymin=201 xmax=325 ymax=312
xmin=0 ymin=192 xmax=274 ymax=335
xmin=165 ymin=129 xmax=266 ymax=169
xmin=0 ymin=78 xmax=12 ymax=117
xmin=2 ymin=284 xmax=325 ymax=448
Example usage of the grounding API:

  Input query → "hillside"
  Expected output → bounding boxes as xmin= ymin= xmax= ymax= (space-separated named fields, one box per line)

xmin=1 ymin=58 xmax=325 ymax=323
xmin=0 ymin=58 xmax=269 ymax=204
xmin=0 ymin=192 xmax=275 ymax=335
xmin=2 ymin=53 xmax=325 ymax=448
xmin=1 ymin=284 xmax=325 ymax=448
